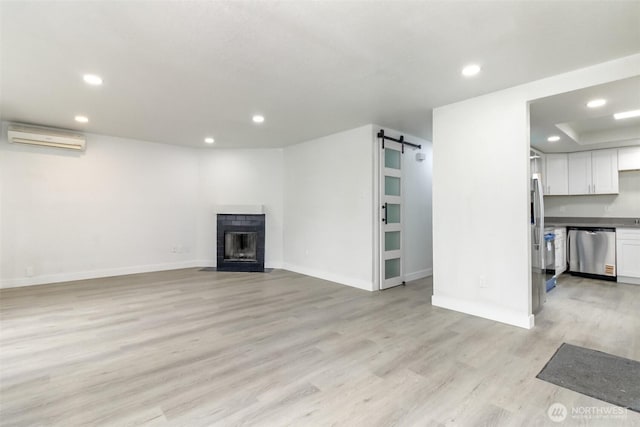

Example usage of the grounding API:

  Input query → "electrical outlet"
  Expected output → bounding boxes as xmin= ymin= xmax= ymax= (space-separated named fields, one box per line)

xmin=171 ymin=246 xmax=177 ymax=253
xmin=479 ymin=275 xmax=488 ymax=288
xmin=25 ymin=266 xmax=34 ymax=277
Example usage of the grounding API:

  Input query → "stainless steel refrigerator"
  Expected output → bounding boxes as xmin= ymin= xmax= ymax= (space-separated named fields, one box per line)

xmin=531 ymin=173 xmax=546 ymax=314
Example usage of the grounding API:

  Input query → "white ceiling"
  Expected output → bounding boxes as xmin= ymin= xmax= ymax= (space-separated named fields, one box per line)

xmin=530 ymin=76 xmax=640 ymax=153
xmin=1 ymin=1 xmax=639 ymax=148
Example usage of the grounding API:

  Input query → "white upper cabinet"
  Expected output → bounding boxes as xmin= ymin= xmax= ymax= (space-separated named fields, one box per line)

xmin=568 ymin=149 xmax=618 ymax=195
xmin=568 ymin=151 xmax=592 ymax=195
xmin=618 ymin=146 xmax=640 ymax=171
xmin=545 ymin=154 xmax=568 ymax=195
xmin=591 ymin=149 xmax=619 ymax=194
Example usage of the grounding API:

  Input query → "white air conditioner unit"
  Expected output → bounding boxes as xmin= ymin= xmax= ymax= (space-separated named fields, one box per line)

xmin=8 ymin=124 xmax=86 ymax=151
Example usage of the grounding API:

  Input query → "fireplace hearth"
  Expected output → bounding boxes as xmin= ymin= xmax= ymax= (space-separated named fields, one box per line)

xmin=217 ymin=214 xmax=265 ymax=272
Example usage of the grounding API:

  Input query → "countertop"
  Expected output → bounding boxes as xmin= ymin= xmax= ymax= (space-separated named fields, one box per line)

xmin=545 ymin=217 xmax=640 ymax=229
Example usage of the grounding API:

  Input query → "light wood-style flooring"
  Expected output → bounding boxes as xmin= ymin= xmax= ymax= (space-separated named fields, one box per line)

xmin=1 ymin=269 xmax=639 ymax=426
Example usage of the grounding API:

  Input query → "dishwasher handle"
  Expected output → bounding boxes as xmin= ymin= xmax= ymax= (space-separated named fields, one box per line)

xmin=566 ymin=231 xmax=571 ymax=267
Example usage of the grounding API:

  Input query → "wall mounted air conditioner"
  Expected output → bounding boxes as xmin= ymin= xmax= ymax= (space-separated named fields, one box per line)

xmin=8 ymin=124 xmax=86 ymax=151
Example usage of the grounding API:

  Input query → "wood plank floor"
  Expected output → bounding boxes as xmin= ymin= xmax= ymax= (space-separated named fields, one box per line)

xmin=1 ymin=269 xmax=639 ymax=426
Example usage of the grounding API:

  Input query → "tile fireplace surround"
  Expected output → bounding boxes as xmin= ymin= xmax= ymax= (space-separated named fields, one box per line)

xmin=216 ymin=213 xmax=265 ymax=272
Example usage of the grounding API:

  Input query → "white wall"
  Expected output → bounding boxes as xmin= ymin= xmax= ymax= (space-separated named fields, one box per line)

xmin=283 ymin=125 xmax=376 ymax=290
xmin=432 ymin=53 xmax=640 ymax=329
xmin=545 ymin=170 xmax=640 ymax=218
xmin=196 ymin=149 xmax=284 ymax=268
xmin=1 ymin=120 xmax=430 ymax=290
xmin=283 ymin=124 xmax=433 ymax=291
xmin=0 ymin=123 xmax=200 ymax=288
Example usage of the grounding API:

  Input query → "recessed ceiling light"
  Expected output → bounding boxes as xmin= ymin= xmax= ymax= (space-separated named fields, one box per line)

xmin=547 ymin=135 xmax=561 ymax=142
xmin=586 ymin=99 xmax=606 ymax=108
xmin=252 ymin=115 xmax=265 ymax=123
xmin=83 ymin=74 xmax=103 ymax=86
xmin=461 ymin=64 xmax=481 ymax=77
xmin=614 ymin=109 xmax=640 ymax=120
xmin=75 ymin=115 xmax=89 ymax=123
xmin=204 ymin=137 xmax=215 ymax=144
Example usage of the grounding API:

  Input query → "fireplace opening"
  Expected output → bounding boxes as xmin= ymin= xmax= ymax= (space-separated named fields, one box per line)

xmin=224 ymin=232 xmax=257 ymax=262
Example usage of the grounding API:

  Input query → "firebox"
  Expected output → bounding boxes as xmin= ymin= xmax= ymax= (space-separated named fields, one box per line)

xmin=224 ymin=232 xmax=257 ymax=261
xmin=217 ymin=214 xmax=265 ymax=272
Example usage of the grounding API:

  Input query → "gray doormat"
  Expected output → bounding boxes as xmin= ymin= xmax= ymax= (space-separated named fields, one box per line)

xmin=537 ymin=343 xmax=640 ymax=413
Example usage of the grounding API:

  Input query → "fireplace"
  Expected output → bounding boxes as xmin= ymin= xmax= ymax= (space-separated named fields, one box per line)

xmin=217 ymin=214 xmax=265 ymax=272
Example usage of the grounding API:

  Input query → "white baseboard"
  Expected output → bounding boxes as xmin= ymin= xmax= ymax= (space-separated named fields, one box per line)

xmin=404 ymin=268 xmax=433 ymax=282
xmin=282 ymin=263 xmax=373 ymax=291
xmin=617 ymin=276 xmax=640 ymax=286
xmin=0 ymin=260 xmax=205 ymax=289
xmin=431 ymin=294 xmax=534 ymax=329
xmin=266 ymin=262 xmax=283 ymax=269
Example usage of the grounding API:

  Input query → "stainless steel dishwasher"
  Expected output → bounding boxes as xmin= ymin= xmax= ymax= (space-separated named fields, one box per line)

xmin=568 ymin=227 xmax=616 ymax=281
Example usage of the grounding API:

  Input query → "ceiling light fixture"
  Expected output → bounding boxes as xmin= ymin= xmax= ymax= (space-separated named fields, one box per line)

xmin=586 ymin=99 xmax=606 ymax=108
xmin=461 ymin=64 xmax=481 ymax=77
xmin=614 ymin=109 xmax=640 ymax=120
xmin=204 ymin=137 xmax=215 ymax=144
xmin=83 ymin=74 xmax=103 ymax=86
xmin=252 ymin=115 xmax=265 ymax=123
xmin=547 ymin=135 xmax=560 ymax=142
xmin=74 ymin=115 xmax=89 ymax=123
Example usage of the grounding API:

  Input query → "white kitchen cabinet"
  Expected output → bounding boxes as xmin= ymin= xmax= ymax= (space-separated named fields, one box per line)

xmin=591 ymin=149 xmax=619 ymax=194
xmin=617 ymin=228 xmax=640 ymax=285
xmin=568 ymin=151 xmax=592 ymax=194
xmin=554 ymin=227 xmax=566 ymax=275
xmin=545 ymin=154 xmax=568 ymax=195
xmin=618 ymin=146 xmax=640 ymax=171
xmin=530 ymin=151 xmax=545 ymax=175
xmin=568 ymin=149 xmax=618 ymax=195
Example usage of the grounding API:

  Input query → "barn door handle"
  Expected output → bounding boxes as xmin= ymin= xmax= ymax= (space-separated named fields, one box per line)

xmin=382 ymin=203 xmax=387 ymax=224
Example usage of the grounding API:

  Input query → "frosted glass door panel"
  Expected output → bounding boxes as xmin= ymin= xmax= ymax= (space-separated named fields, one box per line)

xmin=380 ymin=139 xmax=403 ymax=290
xmin=386 ymin=204 xmax=400 ymax=223
xmin=385 ymin=149 xmax=401 ymax=169
xmin=385 ymin=176 xmax=401 ymax=196
xmin=385 ymin=258 xmax=401 ymax=279
xmin=385 ymin=231 xmax=401 ymax=251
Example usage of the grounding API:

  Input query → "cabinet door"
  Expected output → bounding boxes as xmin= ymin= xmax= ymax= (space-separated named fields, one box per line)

xmin=617 ymin=229 xmax=640 ymax=279
xmin=618 ymin=146 xmax=640 ymax=171
xmin=617 ymin=241 xmax=640 ymax=278
xmin=554 ymin=228 xmax=566 ymax=274
xmin=545 ymin=154 xmax=568 ymax=195
xmin=591 ymin=149 xmax=619 ymax=194
xmin=568 ymin=151 xmax=592 ymax=195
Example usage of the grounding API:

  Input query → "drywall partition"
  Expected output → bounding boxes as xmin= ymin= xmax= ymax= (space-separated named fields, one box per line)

xmin=545 ymin=170 xmax=640 ymax=217
xmin=196 ymin=149 xmax=284 ymax=268
xmin=432 ymin=53 xmax=640 ymax=329
xmin=372 ymin=126 xmax=433 ymax=286
xmin=283 ymin=125 xmax=375 ymax=290
xmin=0 ymin=123 xmax=200 ymax=288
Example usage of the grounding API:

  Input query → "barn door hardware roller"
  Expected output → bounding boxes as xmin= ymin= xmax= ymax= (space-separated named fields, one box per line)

xmin=377 ymin=129 xmax=421 ymax=152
